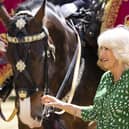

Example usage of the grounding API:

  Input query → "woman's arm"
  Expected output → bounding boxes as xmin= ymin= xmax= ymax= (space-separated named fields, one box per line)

xmin=41 ymin=95 xmax=82 ymax=118
xmin=41 ymin=95 xmax=97 ymax=121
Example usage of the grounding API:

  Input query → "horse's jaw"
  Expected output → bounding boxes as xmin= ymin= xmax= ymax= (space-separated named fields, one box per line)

xmin=19 ymin=97 xmax=41 ymax=128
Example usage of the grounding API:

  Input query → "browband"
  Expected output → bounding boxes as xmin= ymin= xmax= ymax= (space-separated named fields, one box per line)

xmin=7 ymin=31 xmax=46 ymax=44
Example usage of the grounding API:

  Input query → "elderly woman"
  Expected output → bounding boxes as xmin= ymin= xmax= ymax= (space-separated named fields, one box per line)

xmin=41 ymin=26 xmax=129 ymax=129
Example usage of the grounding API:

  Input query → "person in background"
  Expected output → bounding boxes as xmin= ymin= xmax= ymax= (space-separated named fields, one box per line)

xmin=0 ymin=0 xmax=25 ymax=97
xmin=0 ymin=0 xmax=25 ymax=33
xmin=41 ymin=26 xmax=129 ymax=129
xmin=48 ymin=0 xmax=129 ymax=29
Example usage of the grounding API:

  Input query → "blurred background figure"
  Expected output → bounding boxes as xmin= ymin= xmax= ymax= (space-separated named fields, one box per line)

xmin=48 ymin=0 xmax=92 ymax=18
xmin=0 ymin=0 xmax=26 ymax=33
xmin=101 ymin=0 xmax=129 ymax=32
xmin=0 ymin=0 xmax=25 ymax=100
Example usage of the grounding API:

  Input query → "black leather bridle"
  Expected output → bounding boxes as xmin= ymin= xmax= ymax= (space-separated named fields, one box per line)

xmin=7 ymin=20 xmax=50 ymax=99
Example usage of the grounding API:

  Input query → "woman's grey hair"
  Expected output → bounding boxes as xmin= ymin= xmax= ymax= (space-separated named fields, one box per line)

xmin=97 ymin=26 xmax=129 ymax=69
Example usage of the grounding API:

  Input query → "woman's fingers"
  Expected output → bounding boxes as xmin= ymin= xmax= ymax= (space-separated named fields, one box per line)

xmin=41 ymin=95 xmax=64 ymax=110
xmin=41 ymin=95 xmax=56 ymax=104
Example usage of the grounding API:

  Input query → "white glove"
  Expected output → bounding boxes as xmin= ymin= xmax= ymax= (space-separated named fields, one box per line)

xmin=60 ymin=3 xmax=78 ymax=18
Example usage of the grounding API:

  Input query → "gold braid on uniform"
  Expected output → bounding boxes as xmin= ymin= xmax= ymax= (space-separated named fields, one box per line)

xmin=0 ymin=34 xmax=13 ymax=86
xmin=101 ymin=0 xmax=122 ymax=32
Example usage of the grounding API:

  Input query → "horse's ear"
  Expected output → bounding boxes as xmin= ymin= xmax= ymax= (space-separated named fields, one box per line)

xmin=0 ymin=4 xmax=11 ymax=28
xmin=34 ymin=0 xmax=46 ymax=22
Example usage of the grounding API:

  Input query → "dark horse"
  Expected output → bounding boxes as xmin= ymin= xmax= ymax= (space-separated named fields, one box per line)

xmin=0 ymin=0 xmax=104 ymax=129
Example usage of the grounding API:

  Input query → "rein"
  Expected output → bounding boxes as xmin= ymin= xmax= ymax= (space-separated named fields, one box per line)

xmin=41 ymin=23 xmax=82 ymax=117
xmin=55 ymin=29 xmax=82 ymax=115
xmin=43 ymin=38 xmax=50 ymax=95
xmin=56 ymin=46 xmax=78 ymax=99
xmin=0 ymin=99 xmax=18 ymax=122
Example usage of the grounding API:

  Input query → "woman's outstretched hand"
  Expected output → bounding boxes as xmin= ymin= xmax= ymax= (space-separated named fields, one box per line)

xmin=41 ymin=95 xmax=82 ymax=118
xmin=41 ymin=95 xmax=64 ymax=109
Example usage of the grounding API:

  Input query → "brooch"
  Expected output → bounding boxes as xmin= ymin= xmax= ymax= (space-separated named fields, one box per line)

xmin=18 ymin=90 xmax=27 ymax=99
xmin=16 ymin=18 xmax=26 ymax=30
xmin=16 ymin=60 xmax=26 ymax=72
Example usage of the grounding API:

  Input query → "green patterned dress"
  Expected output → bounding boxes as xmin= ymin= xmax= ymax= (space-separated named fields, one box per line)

xmin=81 ymin=69 xmax=129 ymax=129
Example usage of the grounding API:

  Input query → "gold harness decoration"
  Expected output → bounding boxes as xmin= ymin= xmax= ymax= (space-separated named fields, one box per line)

xmin=124 ymin=15 xmax=129 ymax=26
xmin=101 ymin=0 xmax=122 ymax=32
xmin=0 ymin=99 xmax=18 ymax=122
xmin=16 ymin=60 xmax=26 ymax=72
xmin=0 ymin=64 xmax=13 ymax=86
xmin=6 ymin=31 xmax=46 ymax=44
xmin=16 ymin=18 xmax=26 ymax=30
xmin=5 ymin=108 xmax=18 ymax=122
xmin=18 ymin=90 xmax=27 ymax=99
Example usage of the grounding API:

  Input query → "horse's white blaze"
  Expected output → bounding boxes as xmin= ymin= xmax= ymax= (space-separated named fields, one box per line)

xmin=19 ymin=97 xmax=41 ymax=128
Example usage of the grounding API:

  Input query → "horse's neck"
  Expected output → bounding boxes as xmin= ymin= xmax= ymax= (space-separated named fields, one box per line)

xmin=45 ymin=11 xmax=77 ymax=95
